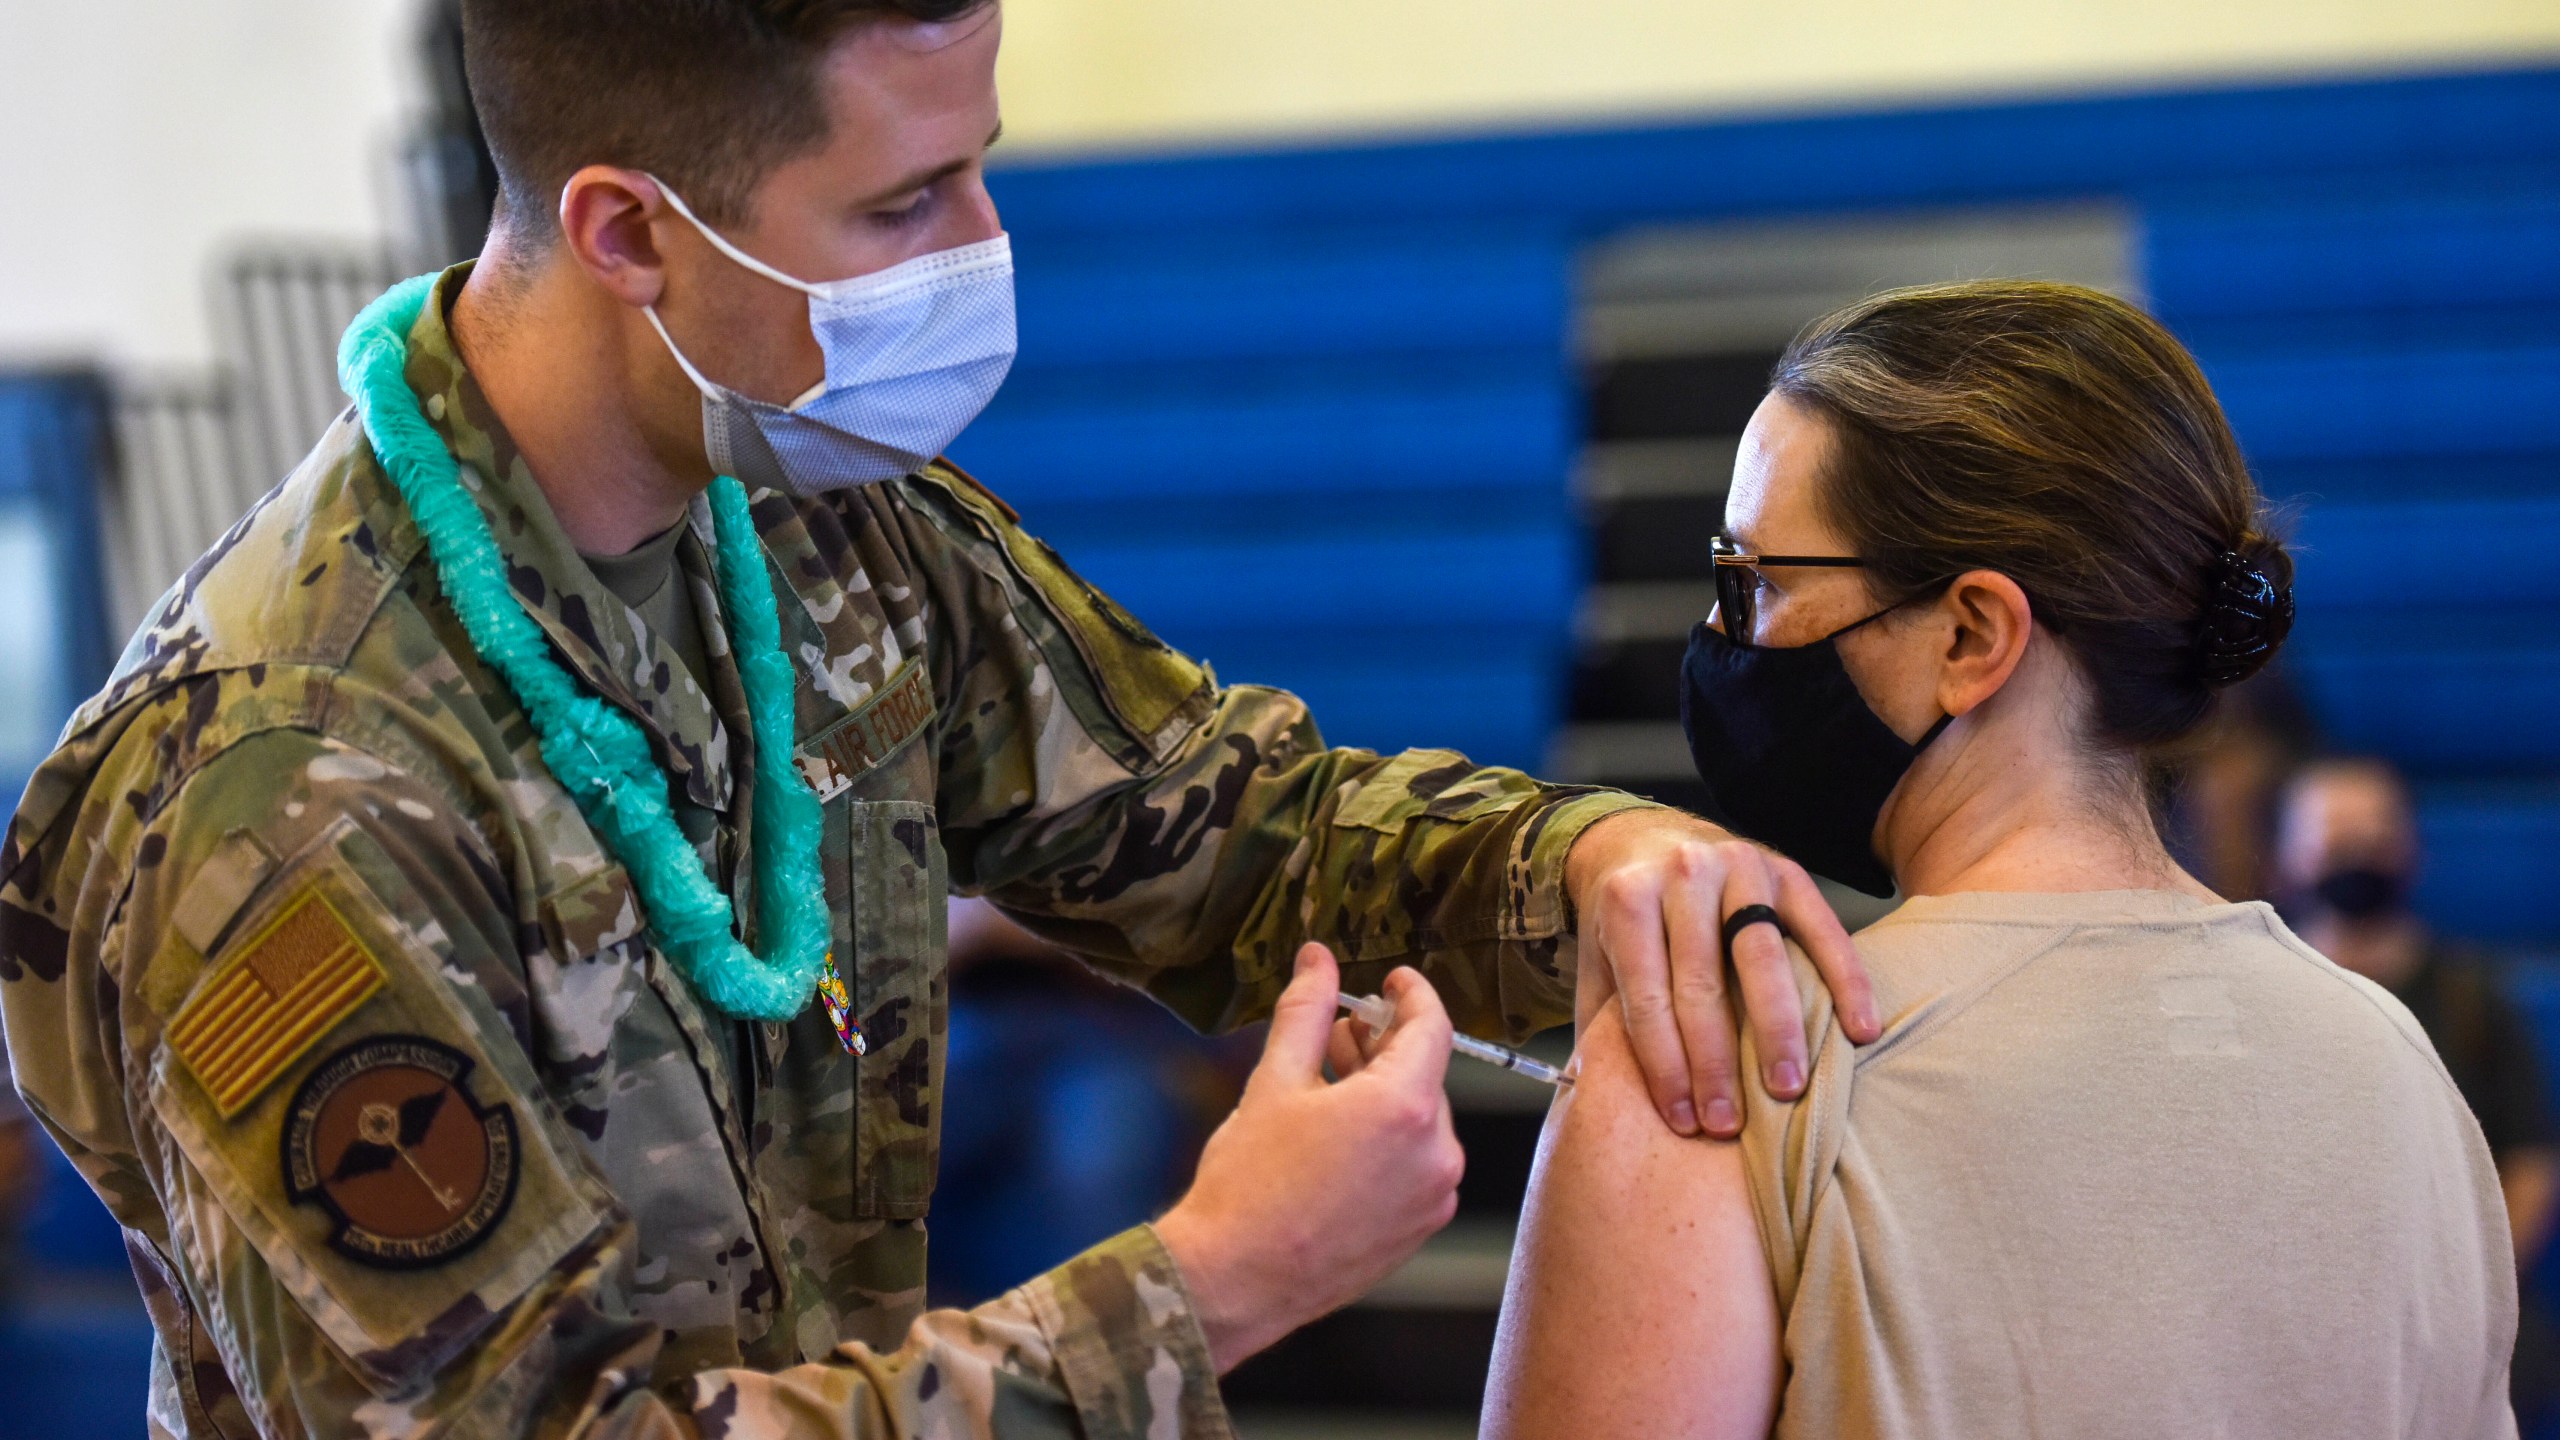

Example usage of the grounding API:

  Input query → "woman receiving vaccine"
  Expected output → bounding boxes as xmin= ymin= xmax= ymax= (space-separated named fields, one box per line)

xmin=1485 ymin=282 xmax=2517 ymax=1439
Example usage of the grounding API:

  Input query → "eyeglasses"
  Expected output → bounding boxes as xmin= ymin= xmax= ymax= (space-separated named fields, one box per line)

xmin=1709 ymin=535 xmax=1869 ymax=643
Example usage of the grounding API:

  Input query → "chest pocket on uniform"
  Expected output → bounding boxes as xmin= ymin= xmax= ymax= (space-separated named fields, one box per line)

xmin=827 ymin=797 xmax=947 ymax=1218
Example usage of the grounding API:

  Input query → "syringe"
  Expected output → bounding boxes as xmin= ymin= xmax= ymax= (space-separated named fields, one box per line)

xmin=1337 ymin=992 xmax=1574 ymax=1088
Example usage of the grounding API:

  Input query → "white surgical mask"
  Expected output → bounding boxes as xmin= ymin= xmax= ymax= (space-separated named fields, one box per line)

xmin=641 ymin=178 xmax=1016 ymax=495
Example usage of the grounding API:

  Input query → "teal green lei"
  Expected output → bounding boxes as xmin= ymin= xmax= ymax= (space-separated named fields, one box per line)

xmin=339 ymin=276 xmax=841 ymax=1036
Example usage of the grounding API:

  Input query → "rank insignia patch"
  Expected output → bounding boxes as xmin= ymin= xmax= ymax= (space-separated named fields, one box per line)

xmin=169 ymin=889 xmax=387 ymax=1117
xmin=282 ymin=1036 xmax=519 ymax=1270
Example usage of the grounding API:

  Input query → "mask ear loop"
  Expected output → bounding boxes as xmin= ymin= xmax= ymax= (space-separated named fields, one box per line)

xmin=1818 ymin=569 xmax=1968 ymax=645
xmin=1821 ymin=584 xmax=1959 ymax=753
xmin=552 ymin=176 xmax=739 ymax=406
xmin=645 ymin=176 xmax=831 ymax=299
xmin=1818 ymin=596 xmax=1916 ymax=645
xmin=627 ymin=175 xmax=825 ymax=407
xmin=642 ymin=305 xmax=726 ymax=404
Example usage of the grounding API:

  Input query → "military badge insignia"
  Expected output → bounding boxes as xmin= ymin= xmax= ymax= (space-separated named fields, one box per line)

xmin=281 ymin=1035 xmax=518 ymax=1269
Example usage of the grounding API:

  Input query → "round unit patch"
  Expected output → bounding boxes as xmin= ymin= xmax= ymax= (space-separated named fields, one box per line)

xmin=282 ymin=1035 xmax=518 ymax=1269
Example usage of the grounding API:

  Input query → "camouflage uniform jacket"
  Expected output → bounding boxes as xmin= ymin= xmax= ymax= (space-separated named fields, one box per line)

xmin=0 ymin=265 xmax=1651 ymax=1439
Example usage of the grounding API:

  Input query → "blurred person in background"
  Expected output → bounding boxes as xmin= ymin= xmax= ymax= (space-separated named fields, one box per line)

xmin=2274 ymin=757 xmax=2558 ymax=1262
xmin=2157 ymin=665 xmax=2320 ymax=901
xmin=2275 ymin=757 xmax=2560 ymax=1417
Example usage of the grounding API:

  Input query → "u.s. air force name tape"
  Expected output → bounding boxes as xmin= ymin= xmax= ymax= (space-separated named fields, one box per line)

xmin=794 ymin=657 xmax=938 ymax=804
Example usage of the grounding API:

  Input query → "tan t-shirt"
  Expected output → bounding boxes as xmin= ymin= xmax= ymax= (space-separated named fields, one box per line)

xmin=1741 ymin=890 xmax=2517 ymax=1439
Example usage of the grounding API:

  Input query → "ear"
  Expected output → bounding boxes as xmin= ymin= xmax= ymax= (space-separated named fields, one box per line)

xmin=1933 ymin=569 xmax=2035 ymax=719
xmin=558 ymin=166 xmax=671 ymax=310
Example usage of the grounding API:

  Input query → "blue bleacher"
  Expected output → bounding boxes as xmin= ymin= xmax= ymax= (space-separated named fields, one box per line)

xmin=2143 ymin=175 xmax=2560 ymax=323
xmin=0 ymin=1300 xmax=158 ymax=1440
xmin=0 ymin=375 xmax=149 ymax=1437
xmin=0 ymin=1147 xmax=156 ymax=1440
xmin=2419 ymin=792 xmax=2560 ymax=949
xmin=961 ymin=222 xmax=1582 ymax=770
xmin=2280 ymin=496 xmax=2560 ymax=785
xmin=2199 ymin=341 xmax=2560 ymax=460
xmin=2148 ymin=167 xmax=2560 ymax=947
xmin=972 ymin=63 xmax=2560 ymax=946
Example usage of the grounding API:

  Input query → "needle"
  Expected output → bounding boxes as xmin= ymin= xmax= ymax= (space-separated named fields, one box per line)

xmin=1338 ymin=992 xmax=1574 ymax=1088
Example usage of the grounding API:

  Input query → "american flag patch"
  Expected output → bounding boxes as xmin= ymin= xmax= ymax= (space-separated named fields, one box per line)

xmin=169 ymin=889 xmax=387 ymax=1118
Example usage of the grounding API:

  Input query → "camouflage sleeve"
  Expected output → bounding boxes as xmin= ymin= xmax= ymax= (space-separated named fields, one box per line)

xmin=892 ymin=466 xmax=1662 ymax=1043
xmin=0 ymin=697 xmax=1226 ymax=1439
xmin=692 ymin=1226 xmax=1226 ymax=1440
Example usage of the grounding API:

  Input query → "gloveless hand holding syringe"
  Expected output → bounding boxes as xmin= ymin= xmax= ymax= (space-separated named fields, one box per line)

xmin=1338 ymin=992 xmax=1575 ymax=1088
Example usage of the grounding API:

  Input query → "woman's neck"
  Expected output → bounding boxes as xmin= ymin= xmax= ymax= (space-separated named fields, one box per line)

xmin=1895 ymin=789 xmax=2205 ymax=900
xmin=1881 ymin=691 xmax=2215 ymax=903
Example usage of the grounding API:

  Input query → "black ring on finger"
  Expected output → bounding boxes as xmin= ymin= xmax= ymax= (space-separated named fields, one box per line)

xmin=1720 ymin=904 xmax=1786 ymax=954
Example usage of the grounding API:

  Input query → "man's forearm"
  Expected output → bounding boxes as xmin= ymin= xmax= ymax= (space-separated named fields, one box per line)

xmin=555 ymin=1227 xmax=1232 ymax=1439
xmin=967 ymin=680 xmax=1660 ymax=1041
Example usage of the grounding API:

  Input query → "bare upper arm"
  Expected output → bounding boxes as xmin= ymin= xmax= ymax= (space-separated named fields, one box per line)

xmin=1483 ymin=1005 xmax=1782 ymax=1440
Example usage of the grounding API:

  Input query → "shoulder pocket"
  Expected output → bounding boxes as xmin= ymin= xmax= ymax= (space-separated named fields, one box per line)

xmin=904 ymin=465 xmax=1213 ymax=766
xmin=144 ymin=817 xmax=616 ymax=1396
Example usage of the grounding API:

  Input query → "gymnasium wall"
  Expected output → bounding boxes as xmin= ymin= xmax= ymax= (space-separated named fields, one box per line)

xmin=3 ymin=1 xmax=2558 ymax=365
xmin=0 ymin=11 xmax=2552 ymax=929
xmin=997 ymin=0 xmax=2560 ymax=151
xmin=958 ymin=66 xmax=2560 ymax=947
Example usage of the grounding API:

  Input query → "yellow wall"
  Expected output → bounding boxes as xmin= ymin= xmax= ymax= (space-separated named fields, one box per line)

xmin=996 ymin=0 xmax=2560 ymax=153
xmin=11 ymin=0 xmax=2560 ymax=365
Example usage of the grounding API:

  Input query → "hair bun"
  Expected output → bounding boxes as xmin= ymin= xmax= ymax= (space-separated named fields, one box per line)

xmin=2196 ymin=547 xmax=2294 ymax=688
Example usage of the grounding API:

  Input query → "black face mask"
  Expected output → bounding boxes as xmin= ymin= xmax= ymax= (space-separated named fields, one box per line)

xmin=2309 ymin=865 xmax=2412 ymax=921
xmin=1677 ymin=610 xmax=1951 ymax=898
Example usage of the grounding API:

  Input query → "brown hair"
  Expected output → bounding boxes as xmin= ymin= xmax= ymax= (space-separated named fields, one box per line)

xmin=461 ymin=0 xmax=989 ymax=245
xmin=1771 ymin=280 xmax=2293 ymax=751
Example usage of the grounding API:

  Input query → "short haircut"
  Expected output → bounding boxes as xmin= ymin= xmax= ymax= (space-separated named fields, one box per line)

xmin=460 ymin=0 xmax=988 ymax=245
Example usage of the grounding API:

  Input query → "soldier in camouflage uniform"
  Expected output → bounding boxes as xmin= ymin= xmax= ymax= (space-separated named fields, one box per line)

xmin=0 ymin=3 xmax=1873 ymax=1437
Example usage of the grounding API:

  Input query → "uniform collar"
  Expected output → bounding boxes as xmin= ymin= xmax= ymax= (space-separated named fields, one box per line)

xmin=399 ymin=263 xmax=741 ymax=814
